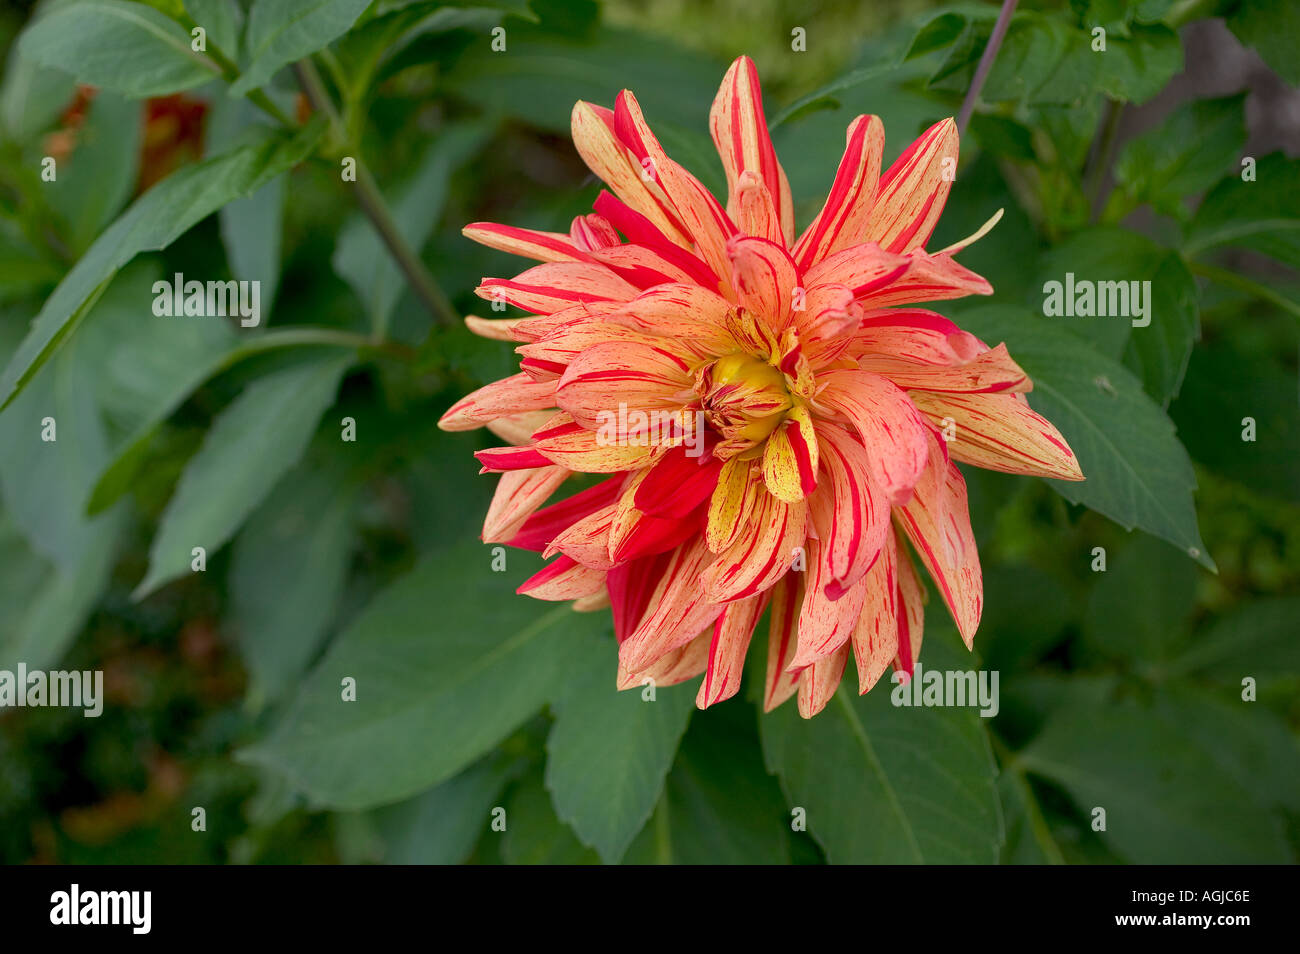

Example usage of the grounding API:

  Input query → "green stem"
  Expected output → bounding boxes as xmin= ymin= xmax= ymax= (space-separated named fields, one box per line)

xmin=1190 ymin=261 xmax=1300 ymax=320
xmin=293 ymin=58 xmax=460 ymax=334
xmin=990 ymin=733 xmax=1066 ymax=865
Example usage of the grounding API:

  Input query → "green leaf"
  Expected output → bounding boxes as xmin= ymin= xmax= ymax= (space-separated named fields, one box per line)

xmin=18 ymin=0 xmax=220 ymax=98
xmin=1226 ymin=0 xmax=1300 ymax=86
xmin=219 ymin=173 xmax=284 ymax=310
xmin=1112 ymin=95 xmax=1247 ymax=219
xmin=1019 ymin=688 xmax=1293 ymax=863
xmin=442 ymin=25 xmax=725 ymax=135
xmin=1035 ymin=227 xmax=1199 ymax=406
xmin=0 ymin=509 xmax=120 ymax=674
xmin=184 ymin=0 xmax=244 ymax=60
xmin=47 ymin=91 xmax=142 ymax=254
xmin=0 ymin=45 xmax=78 ymax=143
xmin=655 ymin=701 xmax=791 ymax=864
xmin=956 ymin=305 xmax=1213 ymax=570
xmin=1183 ymin=153 xmax=1300 ymax=270
xmin=544 ymin=638 xmax=696 ymax=863
xmin=85 ymin=328 xmax=360 ymax=516
xmin=241 ymin=543 xmax=607 ymax=810
xmin=1167 ymin=596 xmax=1300 ymax=681
xmin=501 ymin=767 xmax=600 ymax=864
xmin=1169 ymin=341 xmax=1300 ymax=503
xmin=332 ymin=121 xmax=489 ymax=332
xmin=0 ymin=118 xmax=324 ymax=411
xmin=229 ymin=0 xmax=372 ymax=97
xmin=1083 ymin=533 xmax=1197 ymax=663
xmin=759 ymin=635 xmax=1002 ymax=863
xmin=371 ymin=752 xmax=523 ymax=864
xmin=229 ymin=454 xmax=358 ymax=703
xmin=134 ymin=353 xmax=350 ymax=598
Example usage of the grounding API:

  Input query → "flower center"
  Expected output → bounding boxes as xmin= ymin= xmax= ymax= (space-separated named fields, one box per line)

xmin=697 ymin=352 xmax=792 ymax=452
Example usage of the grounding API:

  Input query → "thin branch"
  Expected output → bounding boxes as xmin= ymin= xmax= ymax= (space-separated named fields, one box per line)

xmin=293 ymin=59 xmax=460 ymax=333
xmin=957 ymin=0 xmax=1019 ymax=136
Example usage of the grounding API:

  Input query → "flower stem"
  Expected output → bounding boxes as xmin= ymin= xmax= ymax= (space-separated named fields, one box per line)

xmin=956 ymin=0 xmax=1019 ymax=136
xmin=292 ymin=58 xmax=460 ymax=334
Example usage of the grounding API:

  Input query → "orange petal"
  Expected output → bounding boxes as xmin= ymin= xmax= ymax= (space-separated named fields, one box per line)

xmin=697 ymin=592 xmax=767 ymax=708
xmin=792 ymin=114 xmax=885 ymax=269
xmin=893 ymin=434 xmax=982 ymax=647
xmin=708 ymin=56 xmax=793 ymax=244
xmin=860 ymin=117 xmax=958 ymax=254
xmin=815 ymin=368 xmax=930 ymax=506
xmin=909 ymin=391 xmax=1084 ymax=480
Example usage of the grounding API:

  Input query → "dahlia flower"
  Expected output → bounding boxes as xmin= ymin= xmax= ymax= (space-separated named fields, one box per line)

xmin=440 ymin=56 xmax=1083 ymax=717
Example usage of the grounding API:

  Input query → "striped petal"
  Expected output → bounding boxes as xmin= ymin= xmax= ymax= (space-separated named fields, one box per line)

xmin=619 ymin=537 xmax=725 ymax=673
xmin=728 ymin=235 xmax=799 ymax=332
xmin=763 ymin=573 xmax=802 ymax=711
xmin=544 ymin=501 xmax=618 ymax=569
xmin=850 ymin=528 xmax=900 ymax=694
xmin=791 ymin=538 xmax=870 ymax=671
xmin=815 ymin=368 xmax=930 ymax=505
xmin=812 ymin=423 xmax=890 ymax=598
xmin=697 ymin=592 xmax=767 ymax=708
xmin=894 ymin=537 xmax=927 ymax=677
xmin=532 ymin=412 xmax=663 ymax=472
xmin=571 ymin=100 xmax=692 ymax=247
xmin=463 ymin=222 xmax=589 ymax=264
xmin=856 ymin=248 xmax=992 ymax=309
xmin=701 ymin=486 xmax=806 ymax=602
xmin=706 ymin=456 xmax=761 ymax=552
xmin=477 ymin=261 xmax=638 ymax=314
xmin=792 ymin=114 xmax=885 ymax=269
xmin=617 ymin=629 xmax=710 ymax=689
xmin=439 ymin=372 xmax=557 ymax=431
xmin=708 ymin=55 xmax=793 ymax=244
xmin=614 ymin=89 xmax=738 ymax=292
xmin=482 ymin=465 xmax=569 ymax=543
xmin=761 ymin=403 xmax=818 ymax=502
xmin=796 ymin=643 xmax=850 ymax=718
xmin=517 ymin=555 xmax=607 ymax=601
xmin=555 ymin=340 xmax=693 ymax=430
xmin=894 ymin=433 xmax=982 ymax=647
xmin=860 ymin=118 xmax=958 ymax=254
xmin=862 ymin=342 xmax=1030 ymax=394
xmin=803 ymin=241 xmax=911 ymax=298
xmin=909 ymin=391 xmax=1084 ymax=480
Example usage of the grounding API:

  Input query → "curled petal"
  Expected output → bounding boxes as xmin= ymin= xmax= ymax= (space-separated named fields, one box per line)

xmin=728 ymin=235 xmax=799 ymax=332
xmin=709 ymin=55 xmax=793 ymax=243
xmin=815 ymin=368 xmax=930 ymax=506
xmin=861 ymin=342 xmax=1030 ymax=394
